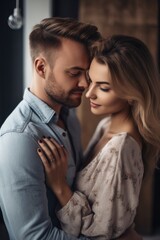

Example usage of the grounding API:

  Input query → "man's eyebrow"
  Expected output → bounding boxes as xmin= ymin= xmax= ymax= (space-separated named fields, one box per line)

xmin=65 ymin=67 xmax=88 ymax=71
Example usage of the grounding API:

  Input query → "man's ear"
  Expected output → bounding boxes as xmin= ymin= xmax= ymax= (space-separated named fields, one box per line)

xmin=34 ymin=58 xmax=46 ymax=77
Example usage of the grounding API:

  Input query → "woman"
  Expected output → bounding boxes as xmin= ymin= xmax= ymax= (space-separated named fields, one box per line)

xmin=37 ymin=35 xmax=160 ymax=239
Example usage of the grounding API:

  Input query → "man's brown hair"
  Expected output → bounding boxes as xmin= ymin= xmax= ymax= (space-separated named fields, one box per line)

xmin=29 ymin=17 xmax=102 ymax=61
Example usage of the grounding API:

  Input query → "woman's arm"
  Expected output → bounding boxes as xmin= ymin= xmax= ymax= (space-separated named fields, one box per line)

xmin=38 ymin=137 xmax=94 ymax=237
xmin=38 ymin=137 xmax=73 ymax=207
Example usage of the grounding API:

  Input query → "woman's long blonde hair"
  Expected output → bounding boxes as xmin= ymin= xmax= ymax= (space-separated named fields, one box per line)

xmin=93 ymin=35 xmax=160 ymax=173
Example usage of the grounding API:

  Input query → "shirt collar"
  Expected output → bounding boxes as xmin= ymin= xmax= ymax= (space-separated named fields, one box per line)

xmin=23 ymin=88 xmax=65 ymax=124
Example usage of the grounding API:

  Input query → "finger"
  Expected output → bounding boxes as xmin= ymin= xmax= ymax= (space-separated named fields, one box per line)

xmin=37 ymin=148 xmax=52 ymax=171
xmin=43 ymin=137 xmax=61 ymax=160
xmin=49 ymin=138 xmax=68 ymax=160
xmin=38 ymin=139 xmax=56 ymax=162
xmin=43 ymin=137 xmax=65 ymax=161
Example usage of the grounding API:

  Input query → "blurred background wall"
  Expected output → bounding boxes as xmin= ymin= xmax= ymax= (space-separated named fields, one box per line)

xmin=0 ymin=0 xmax=160 ymax=239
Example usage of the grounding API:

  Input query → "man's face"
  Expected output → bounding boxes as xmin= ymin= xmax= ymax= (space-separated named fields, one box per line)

xmin=43 ymin=38 xmax=90 ymax=110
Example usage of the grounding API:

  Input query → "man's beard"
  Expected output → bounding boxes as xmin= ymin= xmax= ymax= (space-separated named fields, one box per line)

xmin=46 ymin=90 xmax=82 ymax=108
xmin=45 ymin=82 xmax=82 ymax=108
xmin=45 ymin=72 xmax=85 ymax=108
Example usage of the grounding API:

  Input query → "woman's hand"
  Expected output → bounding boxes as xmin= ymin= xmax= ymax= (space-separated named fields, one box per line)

xmin=37 ymin=137 xmax=73 ymax=206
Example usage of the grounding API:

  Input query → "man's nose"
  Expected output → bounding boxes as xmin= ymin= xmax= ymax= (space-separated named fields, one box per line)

xmin=78 ymin=75 xmax=89 ymax=89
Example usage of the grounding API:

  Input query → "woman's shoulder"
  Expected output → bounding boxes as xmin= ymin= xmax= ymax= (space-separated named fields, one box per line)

xmin=104 ymin=132 xmax=142 ymax=157
xmin=99 ymin=132 xmax=143 ymax=172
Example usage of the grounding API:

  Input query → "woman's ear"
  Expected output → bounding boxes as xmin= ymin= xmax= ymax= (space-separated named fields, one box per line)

xmin=34 ymin=57 xmax=46 ymax=78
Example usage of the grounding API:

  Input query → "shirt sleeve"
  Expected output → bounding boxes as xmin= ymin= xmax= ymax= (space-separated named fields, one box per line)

xmin=0 ymin=132 xmax=89 ymax=240
xmin=56 ymin=134 xmax=144 ymax=239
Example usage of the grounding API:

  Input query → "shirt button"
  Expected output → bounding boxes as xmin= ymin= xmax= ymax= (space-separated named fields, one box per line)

xmin=62 ymin=132 xmax=66 ymax=137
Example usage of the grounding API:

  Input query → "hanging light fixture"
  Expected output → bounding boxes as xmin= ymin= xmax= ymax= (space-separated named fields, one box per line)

xmin=8 ymin=0 xmax=23 ymax=30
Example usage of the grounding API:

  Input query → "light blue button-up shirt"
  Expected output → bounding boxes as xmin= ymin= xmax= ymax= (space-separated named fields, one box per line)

xmin=0 ymin=89 xmax=88 ymax=240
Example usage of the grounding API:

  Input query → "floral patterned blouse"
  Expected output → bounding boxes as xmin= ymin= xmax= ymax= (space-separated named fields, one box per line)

xmin=56 ymin=118 xmax=144 ymax=239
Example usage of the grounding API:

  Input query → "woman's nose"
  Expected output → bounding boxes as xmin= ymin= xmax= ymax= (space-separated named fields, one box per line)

xmin=85 ymin=84 xmax=96 ymax=99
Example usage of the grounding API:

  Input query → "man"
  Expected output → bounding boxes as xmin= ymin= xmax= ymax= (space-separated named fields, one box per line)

xmin=0 ymin=17 xmax=142 ymax=239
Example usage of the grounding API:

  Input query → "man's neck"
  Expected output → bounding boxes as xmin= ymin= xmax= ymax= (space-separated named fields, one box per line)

xmin=57 ymin=118 xmax=66 ymax=130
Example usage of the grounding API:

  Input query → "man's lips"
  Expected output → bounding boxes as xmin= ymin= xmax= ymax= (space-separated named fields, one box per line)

xmin=71 ymin=89 xmax=85 ymax=96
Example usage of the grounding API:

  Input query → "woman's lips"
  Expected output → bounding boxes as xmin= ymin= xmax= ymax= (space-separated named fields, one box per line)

xmin=90 ymin=101 xmax=101 ymax=108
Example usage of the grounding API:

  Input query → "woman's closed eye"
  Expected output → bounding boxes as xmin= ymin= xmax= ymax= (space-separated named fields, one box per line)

xmin=86 ymin=75 xmax=111 ymax=92
xmin=99 ymin=84 xmax=110 ymax=92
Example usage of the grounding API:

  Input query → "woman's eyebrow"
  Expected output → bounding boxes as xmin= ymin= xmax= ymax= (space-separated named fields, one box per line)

xmin=96 ymin=81 xmax=110 ymax=85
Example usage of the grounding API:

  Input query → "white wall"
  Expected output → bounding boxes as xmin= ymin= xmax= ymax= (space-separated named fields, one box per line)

xmin=23 ymin=0 xmax=52 ymax=88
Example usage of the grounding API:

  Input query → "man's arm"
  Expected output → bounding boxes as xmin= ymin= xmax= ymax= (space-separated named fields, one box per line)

xmin=0 ymin=132 xmax=89 ymax=240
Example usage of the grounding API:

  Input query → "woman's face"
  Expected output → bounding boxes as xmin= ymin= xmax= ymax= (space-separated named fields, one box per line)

xmin=86 ymin=58 xmax=128 ymax=116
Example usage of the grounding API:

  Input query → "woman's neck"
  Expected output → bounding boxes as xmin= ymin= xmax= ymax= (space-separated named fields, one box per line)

xmin=108 ymin=110 xmax=142 ymax=148
xmin=108 ymin=110 xmax=132 ymax=134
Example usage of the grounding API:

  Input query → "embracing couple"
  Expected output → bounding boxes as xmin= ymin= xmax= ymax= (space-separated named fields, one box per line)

xmin=0 ymin=17 xmax=160 ymax=240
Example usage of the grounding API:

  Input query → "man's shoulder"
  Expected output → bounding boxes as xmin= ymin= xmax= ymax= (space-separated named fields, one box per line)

xmin=0 ymin=100 xmax=32 ymax=136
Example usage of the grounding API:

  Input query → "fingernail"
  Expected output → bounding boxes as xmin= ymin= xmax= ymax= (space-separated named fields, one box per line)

xmin=38 ymin=148 xmax=41 ymax=152
xmin=39 ymin=140 xmax=43 ymax=143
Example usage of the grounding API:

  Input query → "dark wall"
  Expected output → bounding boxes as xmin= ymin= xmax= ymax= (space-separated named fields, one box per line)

xmin=0 ymin=0 xmax=23 ymax=126
xmin=52 ymin=0 xmax=79 ymax=18
xmin=0 ymin=1 xmax=23 ymax=236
